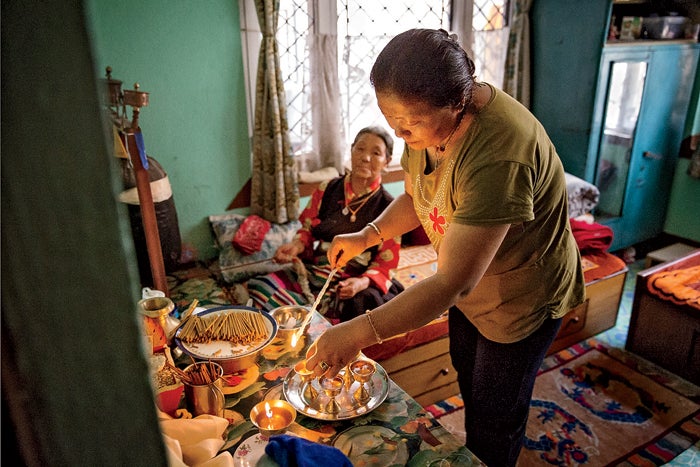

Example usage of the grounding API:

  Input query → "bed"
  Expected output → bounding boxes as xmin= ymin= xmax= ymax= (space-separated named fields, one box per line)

xmin=626 ymin=250 xmax=700 ymax=385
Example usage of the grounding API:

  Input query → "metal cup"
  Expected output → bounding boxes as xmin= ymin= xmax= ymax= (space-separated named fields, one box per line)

xmin=183 ymin=362 xmax=225 ymax=417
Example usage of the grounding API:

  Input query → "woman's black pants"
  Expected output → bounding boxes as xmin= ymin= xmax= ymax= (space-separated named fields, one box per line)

xmin=448 ymin=306 xmax=562 ymax=467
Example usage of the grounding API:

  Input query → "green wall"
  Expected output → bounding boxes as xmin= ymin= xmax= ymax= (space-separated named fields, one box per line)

xmin=665 ymin=159 xmax=700 ymax=242
xmin=86 ymin=0 xmax=251 ymax=262
xmin=665 ymin=72 xmax=700 ymax=243
xmin=531 ymin=0 xmax=611 ymax=178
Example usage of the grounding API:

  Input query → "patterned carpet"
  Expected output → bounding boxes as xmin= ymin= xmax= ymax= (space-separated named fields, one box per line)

xmin=427 ymin=259 xmax=700 ymax=466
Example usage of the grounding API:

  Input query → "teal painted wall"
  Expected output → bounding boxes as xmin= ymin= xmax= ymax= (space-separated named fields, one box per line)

xmin=530 ymin=0 xmax=611 ymax=178
xmin=665 ymin=71 xmax=700 ymax=243
xmin=86 ymin=0 xmax=250 ymax=262
xmin=664 ymin=159 xmax=700 ymax=242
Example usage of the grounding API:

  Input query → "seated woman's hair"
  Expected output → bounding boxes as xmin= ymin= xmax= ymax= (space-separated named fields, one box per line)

xmin=354 ymin=126 xmax=394 ymax=162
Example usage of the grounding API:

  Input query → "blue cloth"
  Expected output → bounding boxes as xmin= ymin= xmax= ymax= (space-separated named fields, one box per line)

xmin=265 ymin=434 xmax=352 ymax=467
xmin=135 ymin=131 xmax=148 ymax=169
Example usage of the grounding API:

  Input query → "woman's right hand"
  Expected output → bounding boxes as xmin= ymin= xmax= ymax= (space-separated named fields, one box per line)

xmin=328 ymin=231 xmax=368 ymax=268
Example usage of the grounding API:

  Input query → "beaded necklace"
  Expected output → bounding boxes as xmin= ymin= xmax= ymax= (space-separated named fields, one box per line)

xmin=342 ymin=186 xmax=380 ymax=222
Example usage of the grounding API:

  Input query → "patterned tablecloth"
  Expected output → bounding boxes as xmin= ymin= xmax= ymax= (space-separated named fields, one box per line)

xmin=171 ymin=307 xmax=484 ymax=466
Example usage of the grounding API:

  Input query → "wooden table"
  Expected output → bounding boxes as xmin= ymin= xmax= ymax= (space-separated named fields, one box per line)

xmin=173 ymin=308 xmax=484 ymax=466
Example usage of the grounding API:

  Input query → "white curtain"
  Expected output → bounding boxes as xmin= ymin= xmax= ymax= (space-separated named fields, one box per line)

xmin=309 ymin=32 xmax=345 ymax=173
xmin=473 ymin=28 xmax=509 ymax=88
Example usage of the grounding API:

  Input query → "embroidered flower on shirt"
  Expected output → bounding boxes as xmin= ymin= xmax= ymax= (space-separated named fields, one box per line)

xmin=429 ymin=207 xmax=446 ymax=235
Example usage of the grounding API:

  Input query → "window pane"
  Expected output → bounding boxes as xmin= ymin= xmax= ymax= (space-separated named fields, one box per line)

xmin=275 ymin=0 xmax=510 ymax=167
xmin=278 ymin=1 xmax=313 ymax=156
xmin=338 ymin=0 xmax=451 ymax=161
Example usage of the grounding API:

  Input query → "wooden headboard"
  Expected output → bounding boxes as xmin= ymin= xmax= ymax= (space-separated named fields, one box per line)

xmin=227 ymin=167 xmax=405 ymax=210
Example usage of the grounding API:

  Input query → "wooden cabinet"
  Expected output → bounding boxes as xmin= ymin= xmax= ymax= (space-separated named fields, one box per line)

xmin=547 ymin=267 xmax=627 ymax=355
xmin=378 ymin=337 xmax=459 ymax=407
xmin=586 ymin=43 xmax=700 ymax=251
xmin=531 ymin=2 xmax=700 ymax=252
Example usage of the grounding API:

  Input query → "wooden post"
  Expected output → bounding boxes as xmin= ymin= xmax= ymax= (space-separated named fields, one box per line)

xmin=123 ymin=128 xmax=169 ymax=295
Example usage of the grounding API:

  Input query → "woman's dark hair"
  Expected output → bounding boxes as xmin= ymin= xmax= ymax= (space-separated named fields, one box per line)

xmin=370 ymin=28 xmax=477 ymax=110
xmin=353 ymin=126 xmax=394 ymax=161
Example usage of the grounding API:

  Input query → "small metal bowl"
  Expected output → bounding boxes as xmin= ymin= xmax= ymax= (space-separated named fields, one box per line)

xmin=250 ymin=399 xmax=296 ymax=437
xmin=269 ymin=305 xmax=311 ymax=340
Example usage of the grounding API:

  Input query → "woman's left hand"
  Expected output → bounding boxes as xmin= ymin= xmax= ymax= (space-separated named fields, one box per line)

xmin=305 ymin=323 xmax=365 ymax=378
xmin=336 ymin=277 xmax=370 ymax=299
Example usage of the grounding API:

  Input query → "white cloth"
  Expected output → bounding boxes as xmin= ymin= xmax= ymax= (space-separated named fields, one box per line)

xmin=118 ymin=176 xmax=173 ymax=204
xmin=159 ymin=412 xmax=233 ymax=467
xmin=298 ymin=166 xmax=340 ymax=184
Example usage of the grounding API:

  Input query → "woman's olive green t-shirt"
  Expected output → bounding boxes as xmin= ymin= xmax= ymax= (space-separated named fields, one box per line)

xmin=401 ymin=84 xmax=585 ymax=343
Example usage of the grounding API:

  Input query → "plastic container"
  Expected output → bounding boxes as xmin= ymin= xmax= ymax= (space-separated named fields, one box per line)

xmin=643 ymin=16 xmax=688 ymax=40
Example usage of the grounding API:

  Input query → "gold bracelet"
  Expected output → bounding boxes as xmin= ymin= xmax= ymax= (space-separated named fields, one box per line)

xmin=366 ymin=222 xmax=384 ymax=243
xmin=365 ymin=310 xmax=383 ymax=344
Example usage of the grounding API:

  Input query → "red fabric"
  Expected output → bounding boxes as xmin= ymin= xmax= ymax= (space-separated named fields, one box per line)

xmin=570 ymin=218 xmax=614 ymax=254
xmin=363 ymin=315 xmax=449 ymax=361
xmin=232 ymin=215 xmax=271 ymax=255
xmin=581 ymin=251 xmax=627 ymax=283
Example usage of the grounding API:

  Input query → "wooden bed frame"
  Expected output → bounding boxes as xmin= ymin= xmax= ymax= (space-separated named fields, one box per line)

xmin=626 ymin=250 xmax=700 ymax=385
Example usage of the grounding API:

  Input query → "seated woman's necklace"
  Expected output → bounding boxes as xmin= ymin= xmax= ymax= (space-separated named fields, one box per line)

xmin=343 ymin=186 xmax=379 ymax=222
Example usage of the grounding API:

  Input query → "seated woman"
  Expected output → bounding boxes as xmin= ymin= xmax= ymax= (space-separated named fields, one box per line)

xmin=248 ymin=126 xmax=403 ymax=322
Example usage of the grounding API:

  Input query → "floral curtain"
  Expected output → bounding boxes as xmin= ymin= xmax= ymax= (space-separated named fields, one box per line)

xmin=251 ymin=0 xmax=299 ymax=223
xmin=503 ymin=0 xmax=533 ymax=107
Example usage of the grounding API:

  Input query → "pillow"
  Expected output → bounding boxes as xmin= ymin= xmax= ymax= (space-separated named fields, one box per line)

xmin=209 ymin=212 xmax=301 ymax=283
xmin=565 ymin=172 xmax=600 ymax=218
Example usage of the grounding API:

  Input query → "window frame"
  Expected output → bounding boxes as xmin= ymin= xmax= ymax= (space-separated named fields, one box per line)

xmin=238 ymin=0 xmax=508 ymax=173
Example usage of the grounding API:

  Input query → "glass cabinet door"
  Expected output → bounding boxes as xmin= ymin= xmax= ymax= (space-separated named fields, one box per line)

xmin=593 ymin=60 xmax=647 ymax=219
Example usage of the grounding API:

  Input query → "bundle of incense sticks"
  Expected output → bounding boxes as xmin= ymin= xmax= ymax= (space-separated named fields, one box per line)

xmin=178 ymin=310 xmax=268 ymax=345
xmin=167 ymin=361 xmax=220 ymax=386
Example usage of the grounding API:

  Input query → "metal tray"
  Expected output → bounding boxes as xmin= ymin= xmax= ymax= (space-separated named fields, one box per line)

xmin=283 ymin=361 xmax=389 ymax=421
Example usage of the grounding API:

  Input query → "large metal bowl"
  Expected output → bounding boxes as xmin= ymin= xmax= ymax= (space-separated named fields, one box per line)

xmin=173 ymin=306 xmax=277 ymax=374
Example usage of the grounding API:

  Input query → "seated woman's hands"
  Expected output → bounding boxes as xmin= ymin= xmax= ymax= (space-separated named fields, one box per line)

xmin=336 ymin=276 xmax=370 ymax=299
xmin=273 ymin=239 xmax=305 ymax=263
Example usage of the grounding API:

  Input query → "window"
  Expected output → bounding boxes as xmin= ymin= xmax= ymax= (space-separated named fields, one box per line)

xmin=239 ymin=0 xmax=509 ymax=170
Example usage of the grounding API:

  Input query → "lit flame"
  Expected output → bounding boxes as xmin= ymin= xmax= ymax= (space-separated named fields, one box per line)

xmin=265 ymin=402 xmax=273 ymax=419
xmin=290 ymin=331 xmax=299 ymax=349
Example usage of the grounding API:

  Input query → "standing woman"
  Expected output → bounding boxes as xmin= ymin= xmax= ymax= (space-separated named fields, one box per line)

xmin=306 ymin=29 xmax=585 ymax=466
